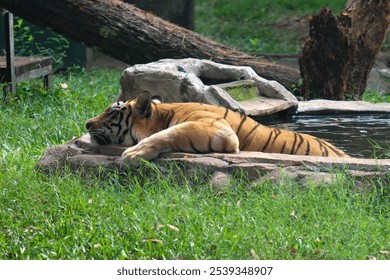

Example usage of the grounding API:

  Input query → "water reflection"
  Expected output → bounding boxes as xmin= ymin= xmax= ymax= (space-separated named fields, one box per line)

xmin=259 ymin=114 xmax=390 ymax=158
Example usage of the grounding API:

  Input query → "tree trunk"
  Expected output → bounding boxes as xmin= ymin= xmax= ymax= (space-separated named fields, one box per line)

xmin=299 ymin=0 xmax=390 ymax=100
xmin=1 ymin=0 xmax=300 ymax=89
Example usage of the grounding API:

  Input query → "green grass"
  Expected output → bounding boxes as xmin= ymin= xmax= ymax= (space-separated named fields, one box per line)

xmin=195 ymin=0 xmax=346 ymax=53
xmin=1 ymin=69 xmax=389 ymax=260
xmin=1 ymin=0 xmax=390 ymax=260
xmin=362 ymin=91 xmax=390 ymax=103
xmin=1 ymin=167 xmax=389 ymax=260
xmin=225 ymin=85 xmax=259 ymax=101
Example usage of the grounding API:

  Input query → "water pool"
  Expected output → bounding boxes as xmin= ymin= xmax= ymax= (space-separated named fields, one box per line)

xmin=259 ymin=114 xmax=390 ymax=158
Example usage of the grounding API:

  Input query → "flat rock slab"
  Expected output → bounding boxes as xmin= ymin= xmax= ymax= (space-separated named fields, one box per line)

xmin=240 ymin=97 xmax=296 ymax=116
xmin=298 ymin=100 xmax=390 ymax=115
xmin=37 ymin=136 xmax=390 ymax=186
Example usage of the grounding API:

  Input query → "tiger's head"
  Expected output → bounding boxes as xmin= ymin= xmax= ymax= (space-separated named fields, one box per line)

xmin=85 ymin=92 xmax=162 ymax=146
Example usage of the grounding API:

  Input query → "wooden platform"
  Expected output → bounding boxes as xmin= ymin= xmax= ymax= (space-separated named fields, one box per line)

xmin=0 ymin=56 xmax=53 ymax=84
xmin=1 ymin=9 xmax=53 ymax=99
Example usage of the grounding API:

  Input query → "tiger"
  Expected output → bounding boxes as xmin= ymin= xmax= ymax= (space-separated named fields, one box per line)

xmin=85 ymin=92 xmax=349 ymax=167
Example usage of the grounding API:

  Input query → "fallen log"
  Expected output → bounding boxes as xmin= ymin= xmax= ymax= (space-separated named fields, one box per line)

xmin=1 ymin=0 xmax=300 ymax=89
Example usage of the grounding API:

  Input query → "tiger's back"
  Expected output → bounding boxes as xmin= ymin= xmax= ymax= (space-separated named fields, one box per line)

xmin=154 ymin=102 xmax=349 ymax=158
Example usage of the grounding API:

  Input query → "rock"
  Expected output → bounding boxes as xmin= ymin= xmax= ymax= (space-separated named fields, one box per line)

xmin=210 ymin=171 xmax=231 ymax=192
xmin=36 ymin=144 xmax=78 ymax=173
xmin=252 ymin=167 xmax=339 ymax=187
xmin=367 ymin=51 xmax=390 ymax=94
xmin=36 ymin=135 xmax=390 ymax=185
xmin=297 ymin=100 xmax=390 ymax=115
xmin=118 ymin=58 xmax=298 ymax=117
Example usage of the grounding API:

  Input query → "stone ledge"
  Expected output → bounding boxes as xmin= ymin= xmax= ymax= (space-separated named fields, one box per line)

xmin=298 ymin=100 xmax=390 ymax=115
xmin=37 ymin=137 xmax=390 ymax=187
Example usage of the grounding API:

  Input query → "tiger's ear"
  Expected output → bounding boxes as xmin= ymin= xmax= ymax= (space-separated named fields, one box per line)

xmin=151 ymin=95 xmax=163 ymax=104
xmin=135 ymin=91 xmax=152 ymax=118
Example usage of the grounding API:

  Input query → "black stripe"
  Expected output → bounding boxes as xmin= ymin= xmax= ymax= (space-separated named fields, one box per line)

xmin=223 ymin=108 xmax=229 ymax=119
xmin=295 ymin=134 xmax=305 ymax=154
xmin=94 ymin=134 xmax=112 ymax=145
xmin=119 ymin=123 xmax=129 ymax=143
xmin=321 ymin=140 xmax=329 ymax=156
xmin=114 ymin=111 xmax=124 ymax=125
xmin=123 ymin=107 xmax=137 ymax=144
xmin=113 ymin=111 xmax=124 ymax=136
xmin=162 ymin=110 xmax=175 ymax=129
xmin=289 ymin=133 xmax=298 ymax=154
xmin=236 ymin=114 xmax=247 ymax=135
xmin=280 ymin=141 xmax=286 ymax=153
xmin=127 ymin=117 xmax=138 ymax=144
xmin=323 ymin=140 xmax=344 ymax=156
xmin=315 ymin=139 xmax=328 ymax=156
xmin=271 ymin=128 xmax=282 ymax=145
xmin=116 ymin=123 xmax=122 ymax=136
xmin=240 ymin=123 xmax=260 ymax=150
xmin=261 ymin=130 xmax=274 ymax=152
xmin=305 ymin=141 xmax=311 ymax=155
xmin=125 ymin=107 xmax=132 ymax=127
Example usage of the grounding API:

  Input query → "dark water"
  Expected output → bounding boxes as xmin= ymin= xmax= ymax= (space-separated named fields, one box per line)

xmin=258 ymin=114 xmax=390 ymax=158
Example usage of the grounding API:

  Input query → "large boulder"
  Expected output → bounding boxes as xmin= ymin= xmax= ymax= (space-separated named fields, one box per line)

xmin=118 ymin=58 xmax=298 ymax=116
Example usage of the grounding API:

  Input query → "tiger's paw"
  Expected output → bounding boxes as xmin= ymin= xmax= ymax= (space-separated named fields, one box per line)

xmin=120 ymin=146 xmax=158 ymax=169
xmin=119 ymin=155 xmax=143 ymax=169
xmin=121 ymin=151 xmax=147 ymax=169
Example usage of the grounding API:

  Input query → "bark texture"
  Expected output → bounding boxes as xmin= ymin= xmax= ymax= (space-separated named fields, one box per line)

xmin=299 ymin=0 xmax=390 ymax=100
xmin=2 ymin=0 xmax=300 ymax=89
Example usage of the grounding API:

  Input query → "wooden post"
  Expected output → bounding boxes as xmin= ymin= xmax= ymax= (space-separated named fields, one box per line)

xmin=4 ymin=10 xmax=16 ymax=97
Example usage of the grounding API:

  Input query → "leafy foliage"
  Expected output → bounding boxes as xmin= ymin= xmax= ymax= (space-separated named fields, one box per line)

xmin=12 ymin=18 xmax=70 ymax=70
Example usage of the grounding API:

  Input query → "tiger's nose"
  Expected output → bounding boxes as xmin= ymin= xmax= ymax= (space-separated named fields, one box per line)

xmin=85 ymin=120 xmax=92 ymax=130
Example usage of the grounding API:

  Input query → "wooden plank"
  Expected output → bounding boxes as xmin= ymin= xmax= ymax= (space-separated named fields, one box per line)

xmin=14 ymin=65 xmax=53 ymax=83
xmin=0 ymin=56 xmax=53 ymax=94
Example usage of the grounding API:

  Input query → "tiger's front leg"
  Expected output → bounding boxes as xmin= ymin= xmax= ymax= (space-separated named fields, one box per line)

xmin=121 ymin=120 xmax=239 ymax=168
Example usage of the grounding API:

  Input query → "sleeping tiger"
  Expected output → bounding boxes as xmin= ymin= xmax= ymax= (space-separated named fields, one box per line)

xmin=85 ymin=92 xmax=349 ymax=167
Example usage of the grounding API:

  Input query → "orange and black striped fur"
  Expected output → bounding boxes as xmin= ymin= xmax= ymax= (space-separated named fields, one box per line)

xmin=86 ymin=92 xmax=349 ymax=166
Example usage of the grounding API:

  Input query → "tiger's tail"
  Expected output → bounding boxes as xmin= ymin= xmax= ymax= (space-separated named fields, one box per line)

xmin=243 ymin=125 xmax=349 ymax=158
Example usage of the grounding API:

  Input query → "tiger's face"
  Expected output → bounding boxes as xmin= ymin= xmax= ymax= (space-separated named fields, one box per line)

xmin=85 ymin=100 xmax=137 ymax=146
xmin=85 ymin=93 xmax=161 ymax=147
